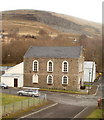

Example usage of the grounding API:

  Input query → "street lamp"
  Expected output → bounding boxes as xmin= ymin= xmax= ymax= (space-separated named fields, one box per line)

xmin=88 ymin=70 xmax=91 ymax=94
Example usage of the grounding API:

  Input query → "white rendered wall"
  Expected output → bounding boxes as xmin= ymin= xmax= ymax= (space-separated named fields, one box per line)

xmin=1 ymin=75 xmax=23 ymax=87
xmin=5 ymin=62 xmax=24 ymax=74
xmin=1 ymin=77 xmax=14 ymax=87
xmin=84 ymin=61 xmax=96 ymax=82
xmin=1 ymin=62 xmax=24 ymax=87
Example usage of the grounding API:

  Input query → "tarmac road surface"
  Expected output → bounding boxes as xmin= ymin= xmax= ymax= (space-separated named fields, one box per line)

xmin=16 ymin=103 xmax=85 ymax=119
xmin=1 ymin=87 xmax=99 ymax=119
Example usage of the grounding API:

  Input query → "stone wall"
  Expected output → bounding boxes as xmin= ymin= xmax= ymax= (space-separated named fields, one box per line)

xmin=24 ymin=57 xmax=84 ymax=91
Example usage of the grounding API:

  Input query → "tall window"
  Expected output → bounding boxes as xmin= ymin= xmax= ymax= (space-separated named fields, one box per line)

xmin=32 ymin=74 xmax=38 ymax=83
xmin=47 ymin=60 xmax=53 ymax=72
xmin=33 ymin=60 xmax=39 ymax=71
xmin=47 ymin=75 xmax=53 ymax=84
xmin=62 ymin=76 xmax=68 ymax=84
xmin=62 ymin=61 xmax=68 ymax=72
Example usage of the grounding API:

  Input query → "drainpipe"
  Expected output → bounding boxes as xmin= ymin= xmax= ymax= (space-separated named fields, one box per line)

xmin=88 ymin=69 xmax=91 ymax=94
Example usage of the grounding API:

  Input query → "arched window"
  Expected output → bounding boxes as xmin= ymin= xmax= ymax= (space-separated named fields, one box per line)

xmin=62 ymin=76 xmax=68 ymax=84
xmin=33 ymin=60 xmax=39 ymax=71
xmin=32 ymin=74 xmax=38 ymax=83
xmin=62 ymin=61 xmax=68 ymax=72
xmin=47 ymin=60 xmax=53 ymax=72
xmin=47 ymin=75 xmax=53 ymax=84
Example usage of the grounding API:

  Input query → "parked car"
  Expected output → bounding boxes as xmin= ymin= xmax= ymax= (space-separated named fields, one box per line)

xmin=0 ymin=82 xmax=8 ymax=89
xmin=17 ymin=88 xmax=40 ymax=97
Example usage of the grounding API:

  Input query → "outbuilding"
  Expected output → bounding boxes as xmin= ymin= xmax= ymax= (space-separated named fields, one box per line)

xmin=1 ymin=62 xmax=24 ymax=87
xmin=84 ymin=61 xmax=96 ymax=82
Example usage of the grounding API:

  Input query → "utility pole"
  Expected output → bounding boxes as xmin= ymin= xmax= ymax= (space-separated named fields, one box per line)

xmin=88 ymin=69 xmax=91 ymax=94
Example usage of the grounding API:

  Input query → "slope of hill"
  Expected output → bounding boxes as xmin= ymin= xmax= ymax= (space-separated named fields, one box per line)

xmin=1 ymin=9 xmax=102 ymax=71
xmin=2 ymin=9 xmax=101 ymax=36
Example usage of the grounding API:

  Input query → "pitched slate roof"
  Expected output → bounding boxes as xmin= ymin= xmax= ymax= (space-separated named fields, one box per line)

xmin=24 ymin=46 xmax=82 ymax=58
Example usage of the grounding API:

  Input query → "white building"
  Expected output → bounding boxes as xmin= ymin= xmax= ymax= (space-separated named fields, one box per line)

xmin=1 ymin=62 xmax=24 ymax=87
xmin=84 ymin=61 xmax=96 ymax=82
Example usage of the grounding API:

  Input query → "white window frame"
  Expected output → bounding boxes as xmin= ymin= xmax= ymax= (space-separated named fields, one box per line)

xmin=32 ymin=74 xmax=38 ymax=83
xmin=47 ymin=75 xmax=53 ymax=84
xmin=47 ymin=60 xmax=53 ymax=72
xmin=62 ymin=76 xmax=68 ymax=84
xmin=33 ymin=60 xmax=39 ymax=71
xmin=62 ymin=61 xmax=69 ymax=72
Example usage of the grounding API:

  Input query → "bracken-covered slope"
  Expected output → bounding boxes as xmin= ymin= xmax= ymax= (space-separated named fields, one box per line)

xmin=2 ymin=9 xmax=101 ymax=36
xmin=1 ymin=9 xmax=102 ymax=71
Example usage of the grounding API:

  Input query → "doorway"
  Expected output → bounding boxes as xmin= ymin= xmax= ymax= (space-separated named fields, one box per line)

xmin=14 ymin=78 xmax=18 ymax=87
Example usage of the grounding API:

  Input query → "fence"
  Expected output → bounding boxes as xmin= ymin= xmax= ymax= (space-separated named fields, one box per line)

xmin=1 ymin=94 xmax=47 ymax=117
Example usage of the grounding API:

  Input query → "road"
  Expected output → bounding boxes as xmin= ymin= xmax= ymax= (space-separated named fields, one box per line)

xmin=17 ymin=103 xmax=85 ymax=119
xmin=1 ymin=87 xmax=98 ymax=106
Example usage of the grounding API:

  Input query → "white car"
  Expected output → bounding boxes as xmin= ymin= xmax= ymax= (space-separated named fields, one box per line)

xmin=17 ymin=89 xmax=40 ymax=97
xmin=0 ymin=82 xmax=8 ymax=89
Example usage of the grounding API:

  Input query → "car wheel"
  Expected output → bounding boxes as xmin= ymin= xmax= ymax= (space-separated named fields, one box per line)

xmin=32 ymin=94 xmax=35 ymax=97
xmin=19 ymin=93 xmax=23 ymax=96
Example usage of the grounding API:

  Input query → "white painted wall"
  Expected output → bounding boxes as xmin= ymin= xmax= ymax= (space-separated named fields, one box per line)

xmin=18 ymin=75 xmax=24 ymax=87
xmin=1 ymin=77 xmax=14 ymax=87
xmin=5 ymin=62 xmax=24 ymax=74
xmin=84 ymin=61 xmax=96 ymax=82
xmin=1 ymin=75 xmax=23 ymax=87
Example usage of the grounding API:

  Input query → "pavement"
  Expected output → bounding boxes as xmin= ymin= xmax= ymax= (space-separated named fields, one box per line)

xmin=88 ymin=76 xmax=102 ymax=95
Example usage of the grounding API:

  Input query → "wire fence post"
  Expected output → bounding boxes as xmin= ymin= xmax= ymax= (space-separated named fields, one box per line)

xmin=44 ymin=94 xmax=47 ymax=103
xmin=39 ymin=97 xmax=41 ymax=105
xmin=21 ymin=100 xmax=23 ymax=110
xmin=34 ymin=98 xmax=35 ymax=106
xmin=4 ymin=105 xmax=5 ymax=116
xmin=12 ymin=103 xmax=14 ymax=113
xmin=28 ymin=99 xmax=29 ymax=107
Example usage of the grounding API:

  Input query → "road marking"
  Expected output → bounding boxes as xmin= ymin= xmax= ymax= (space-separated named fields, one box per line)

xmin=16 ymin=103 xmax=58 ymax=120
xmin=71 ymin=106 xmax=88 ymax=120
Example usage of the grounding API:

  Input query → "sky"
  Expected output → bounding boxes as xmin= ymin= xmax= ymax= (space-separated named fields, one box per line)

xmin=0 ymin=0 xmax=103 ymax=23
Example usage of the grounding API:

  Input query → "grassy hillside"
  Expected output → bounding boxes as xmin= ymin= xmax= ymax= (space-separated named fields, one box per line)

xmin=2 ymin=9 xmax=101 ymax=35
xmin=1 ymin=9 xmax=102 ymax=71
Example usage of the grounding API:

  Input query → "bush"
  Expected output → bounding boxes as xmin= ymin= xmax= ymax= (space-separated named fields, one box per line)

xmin=80 ymin=86 xmax=86 ymax=90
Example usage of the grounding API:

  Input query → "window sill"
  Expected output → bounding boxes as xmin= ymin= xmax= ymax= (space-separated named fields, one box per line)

xmin=62 ymin=72 xmax=68 ymax=73
xmin=33 ymin=71 xmax=38 ymax=72
xmin=47 ymin=71 xmax=53 ymax=73
xmin=33 ymin=82 xmax=38 ymax=84
xmin=62 ymin=84 xmax=68 ymax=86
xmin=47 ymin=83 xmax=53 ymax=85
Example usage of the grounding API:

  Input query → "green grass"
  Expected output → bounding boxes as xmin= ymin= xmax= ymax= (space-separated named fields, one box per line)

xmin=0 ymin=93 xmax=32 ymax=105
xmin=2 ymin=100 xmax=51 ymax=119
xmin=40 ymin=88 xmax=87 ymax=94
xmin=86 ymin=109 xmax=104 ymax=119
xmin=1 ymin=93 xmax=46 ymax=118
